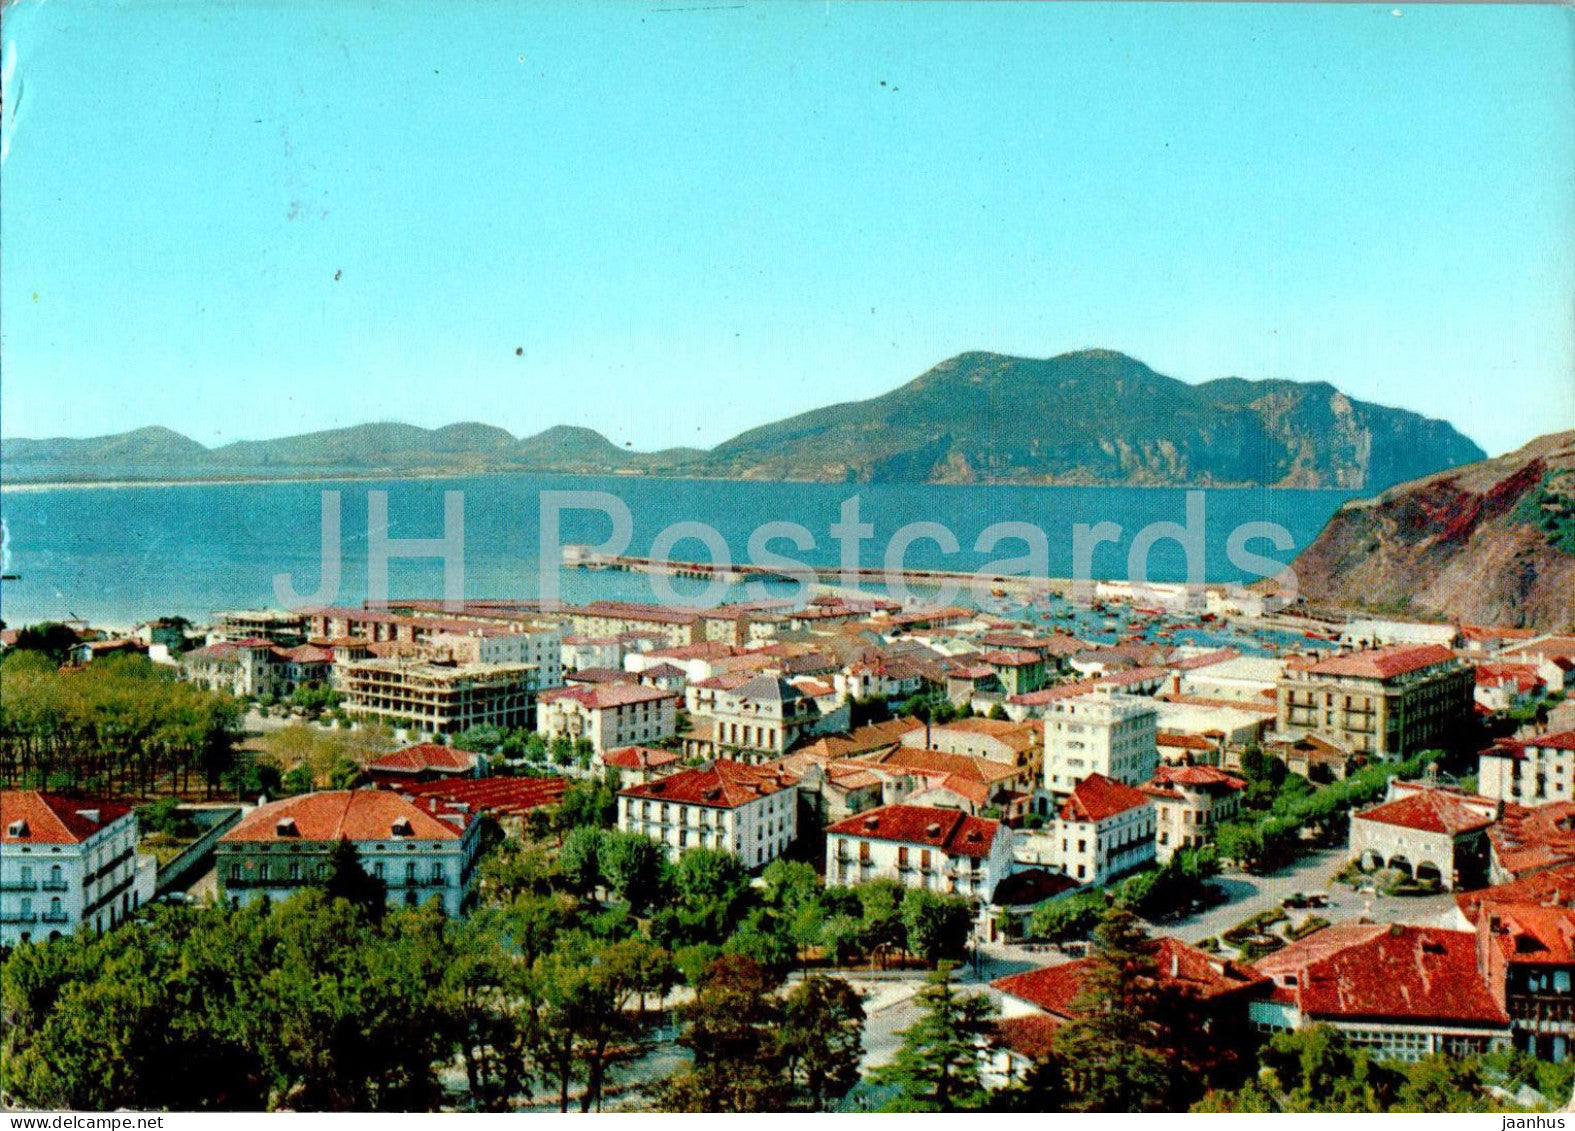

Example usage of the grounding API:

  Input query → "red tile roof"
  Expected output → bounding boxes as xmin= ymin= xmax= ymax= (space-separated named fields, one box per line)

xmin=1061 ymin=774 xmax=1153 ymax=823
xmin=620 ymin=759 xmax=796 ymax=809
xmin=402 ymin=775 xmax=568 ymax=818
xmin=993 ymin=937 xmax=1264 ymax=1018
xmin=1487 ymin=801 xmax=1575 ymax=877
xmin=825 ymin=804 xmax=1001 ymax=859
xmin=602 ymin=745 xmax=681 ymax=770
xmin=538 ymin=683 xmax=678 ymax=710
xmin=1480 ymin=903 xmax=1575 ymax=967
xmin=980 ymin=649 xmax=1043 ymax=667
xmin=1253 ymin=924 xmax=1509 ymax=1027
xmin=991 ymin=1015 xmax=1062 ymax=1062
xmin=1455 ymin=864 xmax=1575 ymax=923
xmin=1 ymin=792 xmax=136 ymax=844
xmin=366 ymin=743 xmax=474 ymax=776
xmin=1305 ymin=644 xmax=1458 ymax=680
xmin=1149 ymin=764 xmax=1247 ymax=791
xmin=1354 ymin=790 xmax=1496 ymax=836
xmin=222 ymin=790 xmax=471 ymax=842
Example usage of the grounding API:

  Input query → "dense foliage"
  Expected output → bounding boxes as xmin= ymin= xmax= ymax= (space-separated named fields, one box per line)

xmin=0 ymin=652 xmax=242 ymax=794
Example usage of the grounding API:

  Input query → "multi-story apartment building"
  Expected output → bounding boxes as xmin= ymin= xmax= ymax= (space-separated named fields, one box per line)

xmin=215 ymin=790 xmax=481 ymax=916
xmin=1 ymin=792 xmax=157 ymax=946
xmin=1478 ymin=731 xmax=1575 ymax=806
xmin=1275 ymin=644 xmax=1474 ymax=760
xmin=1140 ymin=764 xmax=1248 ymax=863
xmin=1042 ymin=692 xmax=1158 ymax=800
xmin=428 ymin=626 xmax=564 ymax=689
xmin=618 ymin=760 xmax=798 ymax=866
xmin=340 ymin=658 xmax=538 ymax=736
xmin=537 ymin=682 xmax=678 ymax=754
xmin=824 ymin=804 xmax=1014 ymax=902
xmin=1056 ymin=773 xmax=1156 ymax=885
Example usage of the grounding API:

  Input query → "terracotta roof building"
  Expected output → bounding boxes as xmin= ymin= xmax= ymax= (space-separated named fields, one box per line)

xmin=825 ymin=804 xmax=1013 ymax=902
xmin=366 ymin=742 xmax=477 ymax=786
xmin=1349 ymin=781 xmax=1499 ymax=890
xmin=216 ymin=790 xmax=482 ymax=916
xmin=1056 ymin=773 xmax=1157 ymax=886
xmin=1480 ymin=731 xmax=1575 ymax=808
xmin=618 ymin=760 xmax=798 ymax=866
xmin=1276 ymin=644 xmax=1474 ymax=760
xmin=0 ymin=791 xmax=157 ymax=945
xmin=1249 ymin=923 xmax=1511 ymax=1060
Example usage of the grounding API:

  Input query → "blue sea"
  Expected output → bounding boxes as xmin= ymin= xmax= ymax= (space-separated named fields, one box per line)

xmin=0 ymin=474 xmax=1357 ymax=629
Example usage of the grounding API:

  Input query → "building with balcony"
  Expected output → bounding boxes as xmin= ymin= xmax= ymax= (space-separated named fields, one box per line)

xmin=618 ymin=760 xmax=798 ymax=866
xmin=1140 ymin=764 xmax=1248 ymax=863
xmin=215 ymin=790 xmax=481 ymax=916
xmin=340 ymin=657 xmax=538 ymax=736
xmin=1275 ymin=644 xmax=1474 ymax=760
xmin=211 ymin=609 xmax=307 ymax=646
xmin=825 ymin=804 xmax=1014 ymax=903
xmin=1056 ymin=773 xmax=1156 ymax=886
xmin=536 ymin=682 xmax=678 ymax=754
xmin=1 ymin=792 xmax=157 ymax=946
xmin=1479 ymin=731 xmax=1575 ymax=807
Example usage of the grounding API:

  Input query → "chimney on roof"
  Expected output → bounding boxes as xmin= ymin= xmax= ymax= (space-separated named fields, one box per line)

xmin=1171 ymin=953 xmax=1180 ymax=978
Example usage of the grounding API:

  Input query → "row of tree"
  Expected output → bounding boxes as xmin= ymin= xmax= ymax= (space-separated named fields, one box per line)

xmin=0 ymin=651 xmax=242 ymax=795
xmin=1215 ymin=747 xmax=1438 ymax=873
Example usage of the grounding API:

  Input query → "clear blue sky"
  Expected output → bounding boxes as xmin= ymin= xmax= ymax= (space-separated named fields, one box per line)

xmin=2 ymin=1 xmax=1571 ymax=459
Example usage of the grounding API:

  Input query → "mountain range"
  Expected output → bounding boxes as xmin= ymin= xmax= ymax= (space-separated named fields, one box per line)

xmin=1292 ymin=429 xmax=1575 ymax=632
xmin=1 ymin=349 xmax=1486 ymax=490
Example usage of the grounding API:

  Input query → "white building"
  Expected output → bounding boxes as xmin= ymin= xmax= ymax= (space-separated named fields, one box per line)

xmin=1340 ymin=619 xmax=1460 ymax=651
xmin=618 ymin=760 xmax=798 ymax=867
xmin=1479 ymin=731 xmax=1575 ymax=807
xmin=1042 ymin=692 xmax=1158 ymax=799
xmin=825 ymin=804 xmax=1014 ymax=903
xmin=1348 ymin=782 xmax=1497 ymax=890
xmin=1055 ymin=773 xmax=1156 ymax=886
xmin=430 ymin=626 xmax=564 ymax=689
xmin=561 ymin=635 xmax=623 ymax=674
xmin=215 ymin=790 xmax=482 ymax=916
xmin=1 ymin=792 xmax=158 ymax=946
xmin=536 ymin=683 xmax=679 ymax=754
xmin=1176 ymin=654 xmax=1286 ymax=705
xmin=1140 ymin=764 xmax=1248 ymax=862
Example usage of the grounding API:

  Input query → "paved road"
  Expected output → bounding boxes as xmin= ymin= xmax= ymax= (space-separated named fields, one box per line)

xmin=1156 ymin=846 xmax=1459 ymax=944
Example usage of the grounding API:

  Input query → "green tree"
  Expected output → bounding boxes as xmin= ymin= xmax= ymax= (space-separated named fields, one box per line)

xmin=901 ymin=888 xmax=975 ymax=965
xmin=557 ymin=826 xmax=607 ymax=897
xmin=321 ymin=836 xmax=387 ymax=920
xmin=600 ymin=830 xmax=669 ymax=914
xmin=1051 ymin=908 xmax=1171 ymax=1112
xmin=779 ymin=975 xmax=866 ymax=1111
xmin=659 ymin=955 xmax=788 ymax=1112
xmin=869 ymin=963 xmax=995 ymax=1111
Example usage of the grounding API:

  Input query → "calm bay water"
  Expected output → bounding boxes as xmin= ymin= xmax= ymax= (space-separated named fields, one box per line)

xmin=0 ymin=474 xmax=1357 ymax=628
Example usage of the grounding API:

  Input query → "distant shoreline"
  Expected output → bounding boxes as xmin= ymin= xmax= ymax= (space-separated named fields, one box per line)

xmin=0 ymin=469 xmax=1360 ymax=495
